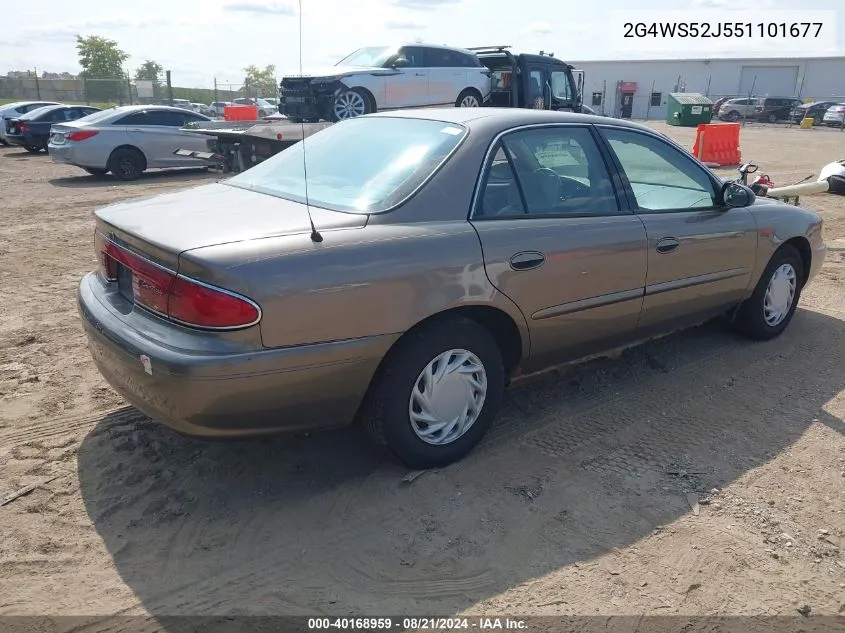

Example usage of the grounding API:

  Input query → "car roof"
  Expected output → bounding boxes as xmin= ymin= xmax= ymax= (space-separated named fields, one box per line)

xmin=366 ymin=106 xmax=649 ymax=131
xmin=17 ymin=104 xmax=70 ymax=118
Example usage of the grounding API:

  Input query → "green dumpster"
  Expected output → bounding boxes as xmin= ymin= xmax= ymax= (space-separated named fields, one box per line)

xmin=666 ymin=92 xmax=713 ymax=126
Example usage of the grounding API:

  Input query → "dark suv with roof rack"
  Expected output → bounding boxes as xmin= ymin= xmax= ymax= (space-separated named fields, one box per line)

xmin=470 ymin=46 xmax=584 ymax=113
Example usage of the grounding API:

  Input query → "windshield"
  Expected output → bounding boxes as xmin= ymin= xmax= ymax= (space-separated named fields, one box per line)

xmin=225 ymin=116 xmax=467 ymax=214
xmin=336 ymin=46 xmax=396 ymax=67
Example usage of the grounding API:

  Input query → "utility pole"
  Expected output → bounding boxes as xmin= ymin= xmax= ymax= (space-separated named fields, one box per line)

xmin=166 ymin=70 xmax=174 ymax=105
xmin=214 ymin=77 xmax=218 ymax=104
xmin=33 ymin=67 xmax=41 ymax=99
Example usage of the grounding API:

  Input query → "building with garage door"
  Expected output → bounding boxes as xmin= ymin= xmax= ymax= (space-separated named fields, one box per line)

xmin=570 ymin=55 xmax=845 ymax=120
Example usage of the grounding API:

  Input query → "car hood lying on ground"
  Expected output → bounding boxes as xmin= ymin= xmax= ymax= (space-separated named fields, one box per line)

xmin=94 ymin=182 xmax=368 ymax=254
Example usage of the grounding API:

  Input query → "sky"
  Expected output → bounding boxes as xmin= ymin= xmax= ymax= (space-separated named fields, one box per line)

xmin=3 ymin=0 xmax=843 ymax=89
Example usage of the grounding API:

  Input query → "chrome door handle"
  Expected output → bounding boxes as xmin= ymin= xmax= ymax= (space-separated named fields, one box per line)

xmin=509 ymin=251 xmax=546 ymax=271
xmin=656 ymin=237 xmax=680 ymax=254
xmin=415 ymin=72 xmax=426 ymax=76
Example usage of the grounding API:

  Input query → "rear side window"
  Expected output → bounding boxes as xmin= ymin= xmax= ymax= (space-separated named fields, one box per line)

xmin=226 ymin=117 xmax=467 ymax=214
xmin=426 ymin=48 xmax=472 ymax=67
xmin=116 ymin=111 xmax=181 ymax=126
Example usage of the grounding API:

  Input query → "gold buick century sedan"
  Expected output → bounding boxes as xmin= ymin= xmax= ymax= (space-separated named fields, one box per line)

xmin=77 ymin=108 xmax=826 ymax=468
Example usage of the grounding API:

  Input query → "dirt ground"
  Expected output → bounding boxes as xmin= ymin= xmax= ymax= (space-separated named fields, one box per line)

xmin=0 ymin=121 xmax=844 ymax=628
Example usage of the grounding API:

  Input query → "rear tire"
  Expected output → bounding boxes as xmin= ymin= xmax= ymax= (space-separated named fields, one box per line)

xmin=360 ymin=317 xmax=505 ymax=469
xmin=727 ymin=111 xmax=740 ymax=122
xmin=732 ymin=244 xmax=804 ymax=341
xmin=108 ymin=148 xmax=145 ymax=181
xmin=24 ymin=145 xmax=41 ymax=153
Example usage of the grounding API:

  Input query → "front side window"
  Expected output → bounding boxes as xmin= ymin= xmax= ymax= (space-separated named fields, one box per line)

xmin=395 ymin=47 xmax=425 ymax=68
xmin=600 ymin=127 xmax=717 ymax=211
xmin=476 ymin=126 xmax=619 ymax=218
xmin=550 ymin=70 xmax=571 ymax=101
xmin=226 ymin=117 xmax=467 ymax=214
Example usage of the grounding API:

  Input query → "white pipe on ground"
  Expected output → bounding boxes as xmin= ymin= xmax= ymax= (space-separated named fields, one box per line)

xmin=765 ymin=181 xmax=830 ymax=198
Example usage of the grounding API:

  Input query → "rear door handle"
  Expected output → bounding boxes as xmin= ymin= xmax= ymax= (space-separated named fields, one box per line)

xmin=655 ymin=237 xmax=680 ymax=254
xmin=509 ymin=251 xmax=546 ymax=271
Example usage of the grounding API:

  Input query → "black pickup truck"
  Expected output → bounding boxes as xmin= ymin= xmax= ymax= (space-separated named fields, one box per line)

xmin=469 ymin=46 xmax=585 ymax=113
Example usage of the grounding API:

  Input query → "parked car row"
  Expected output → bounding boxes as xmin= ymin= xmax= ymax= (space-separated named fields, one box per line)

xmin=713 ymin=95 xmax=845 ymax=125
xmin=0 ymin=100 xmax=61 ymax=145
xmin=163 ymin=98 xmax=278 ymax=118
xmin=2 ymin=103 xmax=102 ymax=152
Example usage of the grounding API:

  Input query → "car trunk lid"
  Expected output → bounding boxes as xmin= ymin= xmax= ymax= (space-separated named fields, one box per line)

xmin=94 ymin=182 xmax=367 ymax=270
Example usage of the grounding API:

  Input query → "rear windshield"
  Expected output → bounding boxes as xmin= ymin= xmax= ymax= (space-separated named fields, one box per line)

xmin=225 ymin=117 xmax=468 ymax=214
xmin=70 ymin=108 xmax=125 ymax=125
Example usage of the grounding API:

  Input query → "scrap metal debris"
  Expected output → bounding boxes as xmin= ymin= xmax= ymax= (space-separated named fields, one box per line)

xmin=1 ymin=475 xmax=59 ymax=507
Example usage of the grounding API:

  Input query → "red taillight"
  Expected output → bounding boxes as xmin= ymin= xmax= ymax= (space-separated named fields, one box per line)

xmin=18 ymin=123 xmax=30 ymax=132
xmin=169 ymin=278 xmax=260 ymax=328
xmin=95 ymin=231 xmax=117 ymax=281
xmin=95 ymin=232 xmax=260 ymax=329
xmin=66 ymin=130 xmax=98 ymax=142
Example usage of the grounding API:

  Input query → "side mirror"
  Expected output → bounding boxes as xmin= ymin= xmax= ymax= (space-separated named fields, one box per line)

xmin=721 ymin=181 xmax=755 ymax=208
xmin=391 ymin=57 xmax=410 ymax=68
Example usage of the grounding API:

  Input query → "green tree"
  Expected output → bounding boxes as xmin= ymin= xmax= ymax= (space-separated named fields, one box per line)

xmin=134 ymin=59 xmax=164 ymax=100
xmin=242 ymin=64 xmax=277 ymax=98
xmin=134 ymin=59 xmax=163 ymax=83
xmin=76 ymin=35 xmax=130 ymax=102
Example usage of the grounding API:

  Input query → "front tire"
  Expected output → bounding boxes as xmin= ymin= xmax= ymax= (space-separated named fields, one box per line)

xmin=732 ymin=244 xmax=804 ymax=341
xmin=82 ymin=167 xmax=109 ymax=177
xmin=361 ymin=317 xmax=505 ymax=469
xmin=456 ymin=89 xmax=482 ymax=108
xmin=727 ymin=111 xmax=740 ymax=122
xmin=331 ymin=88 xmax=373 ymax=121
xmin=108 ymin=148 xmax=145 ymax=181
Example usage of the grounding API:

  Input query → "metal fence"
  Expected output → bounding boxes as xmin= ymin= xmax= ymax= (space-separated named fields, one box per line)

xmin=0 ymin=74 xmax=245 ymax=108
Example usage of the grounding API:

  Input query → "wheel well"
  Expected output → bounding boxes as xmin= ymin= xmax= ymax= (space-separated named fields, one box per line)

xmin=109 ymin=145 xmax=147 ymax=170
xmin=459 ymin=87 xmax=483 ymax=101
xmin=358 ymin=306 xmax=524 ymax=417
xmin=782 ymin=236 xmax=812 ymax=284
xmin=340 ymin=85 xmax=376 ymax=112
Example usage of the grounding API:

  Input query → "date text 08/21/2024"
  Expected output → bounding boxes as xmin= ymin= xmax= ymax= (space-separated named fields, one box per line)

xmin=306 ymin=617 xmax=527 ymax=630
xmin=622 ymin=22 xmax=824 ymax=39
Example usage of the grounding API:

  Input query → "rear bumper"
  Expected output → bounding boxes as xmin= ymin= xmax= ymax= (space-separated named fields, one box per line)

xmin=48 ymin=142 xmax=104 ymax=168
xmin=78 ymin=272 xmax=398 ymax=438
xmin=5 ymin=134 xmax=28 ymax=147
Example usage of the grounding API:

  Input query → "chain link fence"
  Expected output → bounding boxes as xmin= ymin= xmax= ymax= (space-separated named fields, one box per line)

xmin=0 ymin=73 xmax=244 ymax=109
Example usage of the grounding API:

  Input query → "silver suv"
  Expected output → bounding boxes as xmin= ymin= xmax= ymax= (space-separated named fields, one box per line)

xmin=279 ymin=43 xmax=492 ymax=122
xmin=718 ymin=97 xmax=759 ymax=122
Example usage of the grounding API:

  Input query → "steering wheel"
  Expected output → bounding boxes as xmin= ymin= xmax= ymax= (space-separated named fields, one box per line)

xmin=532 ymin=167 xmax=562 ymax=191
xmin=558 ymin=177 xmax=591 ymax=201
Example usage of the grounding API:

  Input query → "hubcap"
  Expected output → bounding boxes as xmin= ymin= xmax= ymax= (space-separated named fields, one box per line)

xmin=333 ymin=91 xmax=367 ymax=119
xmin=763 ymin=263 xmax=796 ymax=327
xmin=409 ymin=349 xmax=488 ymax=446
xmin=459 ymin=94 xmax=480 ymax=107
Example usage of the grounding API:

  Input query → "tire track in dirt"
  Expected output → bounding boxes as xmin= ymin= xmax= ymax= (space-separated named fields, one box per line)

xmin=104 ymin=310 xmax=843 ymax=614
xmin=0 ymin=407 xmax=145 ymax=449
